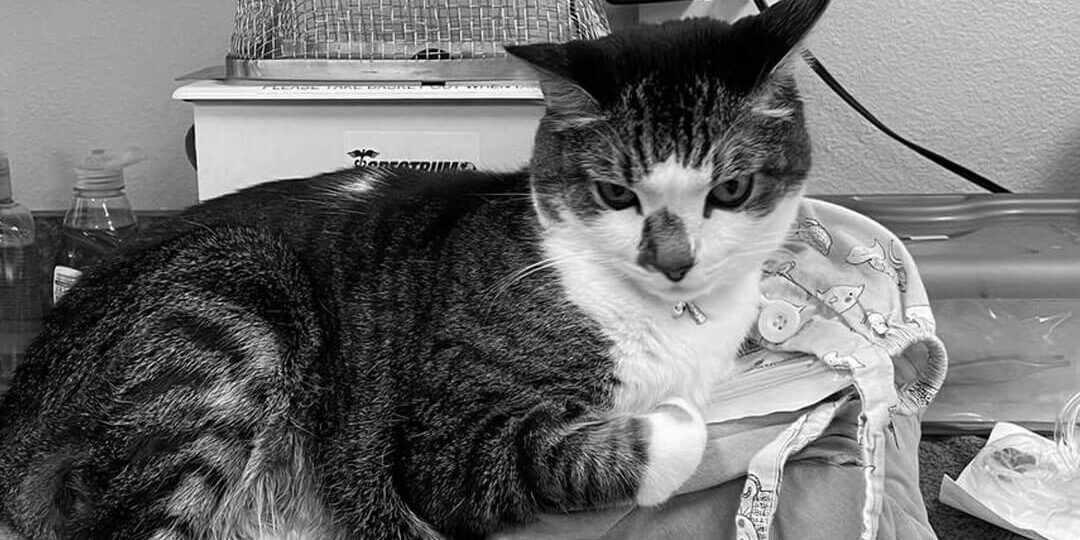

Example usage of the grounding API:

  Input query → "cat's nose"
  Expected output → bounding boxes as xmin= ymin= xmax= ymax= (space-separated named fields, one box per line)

xmin=639 ymin=249 xmax=695 ymax=282
xmin=652 ymin=258 xmax=694 ymax=282
xmin=638 ymin=208 xmax=695 ymax=282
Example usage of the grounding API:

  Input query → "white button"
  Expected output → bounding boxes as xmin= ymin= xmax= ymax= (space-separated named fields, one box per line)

xmin=758 ymin=299 xmax=802 ymax=343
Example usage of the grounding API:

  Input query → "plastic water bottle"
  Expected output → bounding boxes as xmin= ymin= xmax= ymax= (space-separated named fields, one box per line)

xmin=0 ymin=151 xmax=43 ymax=391
xmin=52 ymin=149 xmax=140 ymax=304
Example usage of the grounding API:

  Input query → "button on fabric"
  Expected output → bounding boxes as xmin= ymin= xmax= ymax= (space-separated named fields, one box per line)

xmin=757 ymin=298 xmax=802 ymax=343
xmin=739 ymin=199 xmax=948 ymax=540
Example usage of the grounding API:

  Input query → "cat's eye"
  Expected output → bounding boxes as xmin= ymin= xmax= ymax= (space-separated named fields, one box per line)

xmin=707 ymin=174 xmax=755 ymax=210
xmin=594 ymin=181 xmax=639 ymax=211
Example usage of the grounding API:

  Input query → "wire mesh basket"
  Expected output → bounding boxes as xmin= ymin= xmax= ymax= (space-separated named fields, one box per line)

xmin=228 ymin=0 xmax=611 ymax=81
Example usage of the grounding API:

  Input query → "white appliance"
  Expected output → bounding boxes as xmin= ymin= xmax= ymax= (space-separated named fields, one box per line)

xmin=173 ymin=81 xmax=545 ymax=200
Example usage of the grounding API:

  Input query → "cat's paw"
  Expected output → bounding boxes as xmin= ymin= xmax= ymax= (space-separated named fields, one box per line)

xmin=635 ymin=398 xmax=707 ymax=507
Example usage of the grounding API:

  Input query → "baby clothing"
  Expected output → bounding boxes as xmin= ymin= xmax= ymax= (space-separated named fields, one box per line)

xmin=495 ymin=198 xmax=948 ymax=540
xmin=730 ymin=197 xmax=947 ymax=540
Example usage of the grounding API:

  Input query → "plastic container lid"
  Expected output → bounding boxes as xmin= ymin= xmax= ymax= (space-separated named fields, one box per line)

xmin=74 ymin=148 xmax=143 ymax=191
xmin=821 ymin=194 xmax=1080 ymax=299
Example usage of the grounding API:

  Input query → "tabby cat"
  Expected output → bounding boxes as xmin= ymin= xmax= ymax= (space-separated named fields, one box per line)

xmin=0 ymin=0 xmax=829 ymax=537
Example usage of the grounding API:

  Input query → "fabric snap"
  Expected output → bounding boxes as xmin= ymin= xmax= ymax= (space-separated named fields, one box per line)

xmin=757 ymin=298 xmax=802 ymax=343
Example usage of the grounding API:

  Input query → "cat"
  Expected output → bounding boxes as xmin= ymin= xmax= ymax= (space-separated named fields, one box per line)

xmin=0 ymin=0 xmax=829 ymax=538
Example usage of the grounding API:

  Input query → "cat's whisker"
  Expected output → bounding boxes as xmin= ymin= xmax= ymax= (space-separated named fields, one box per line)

xmin=738 ymin=245 xmax=791 ymax=258
xmin=695 ymin=249 xmax=785 ymax=279
xmin=697 ymin=240 xmax=790 ymax=264
xmin=482 ymin=251 xmax=601 ymax=309
xmin=487 ymin=255 xmax=570 ymax=295
xmin=471 ymin=192 xmax=535 ymax=199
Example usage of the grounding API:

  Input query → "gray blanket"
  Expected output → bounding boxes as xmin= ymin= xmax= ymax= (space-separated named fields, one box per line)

xmin=0 ymin=436 xmax=1029 ymax=539
xmin=919 ymin=436 xmax=1025 ymax=539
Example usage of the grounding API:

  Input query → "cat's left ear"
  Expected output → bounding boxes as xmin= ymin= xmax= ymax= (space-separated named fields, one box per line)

xmin=743 ymin=0 xmax=832 ymax=76
xmin=504 ymin=43 xmax=602 ymax=123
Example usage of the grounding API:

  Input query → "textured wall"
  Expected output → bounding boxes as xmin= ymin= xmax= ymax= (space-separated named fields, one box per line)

xmin=2 ymin=1 xmax=1078 ymax=211
xmin=0 ymin=0 xmax=234 ymax=211
xmin=644 ymin=0 xmax=1080 ymax=195
xmin=797 ymin=0 xmax=1080 ymax=194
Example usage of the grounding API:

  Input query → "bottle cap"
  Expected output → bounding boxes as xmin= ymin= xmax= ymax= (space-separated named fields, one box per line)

xmin=0 ymin=151 xmax=11 ymax=200
xmin=74 ymin=148 xmax=144 ymax=191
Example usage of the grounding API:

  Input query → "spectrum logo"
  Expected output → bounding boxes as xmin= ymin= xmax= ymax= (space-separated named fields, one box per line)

xmin=347 ymin=148 xmax=476 ymax=171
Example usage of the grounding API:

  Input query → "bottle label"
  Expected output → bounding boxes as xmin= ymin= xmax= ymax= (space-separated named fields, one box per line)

xmin=53 ymin=265 xmax=83 ymax=304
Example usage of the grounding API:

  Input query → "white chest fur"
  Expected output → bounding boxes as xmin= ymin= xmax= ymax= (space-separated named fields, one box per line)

xmin=605 ymin=287 xmax=759 ymax=413
xmin=599 ymin=281 xmax=760 ymax=413
xmin=547 ymin=243 xmax=762 ymax=414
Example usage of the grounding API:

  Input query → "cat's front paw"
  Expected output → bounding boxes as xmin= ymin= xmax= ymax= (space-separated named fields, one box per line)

xmin=635 ymin=398 xmax=707 ymax=506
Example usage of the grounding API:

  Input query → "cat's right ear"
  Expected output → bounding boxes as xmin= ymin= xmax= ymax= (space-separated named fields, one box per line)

xmin=749 ymin=0 xmax=832 ymax=76
xmin=505 ymin=43 xmax=602 ymax=124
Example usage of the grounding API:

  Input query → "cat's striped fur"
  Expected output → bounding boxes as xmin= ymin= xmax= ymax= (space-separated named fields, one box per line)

xmin=0 ymin=1 xmax=829 ymax=538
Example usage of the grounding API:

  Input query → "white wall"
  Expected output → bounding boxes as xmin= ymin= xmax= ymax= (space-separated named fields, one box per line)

xmin=1 ymin=0 xmax=235 ymax=211
xmin=801 ymin=0 xmax=1080 ymax=194
xmin=647 ymin=0 xmax=1080 ymax=194
xmin=2 ymin=0 xmax=1078 ymax=211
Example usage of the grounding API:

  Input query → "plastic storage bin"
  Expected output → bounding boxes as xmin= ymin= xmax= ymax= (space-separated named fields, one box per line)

xmin=825 ymin=193 xmax=1080 ymax=432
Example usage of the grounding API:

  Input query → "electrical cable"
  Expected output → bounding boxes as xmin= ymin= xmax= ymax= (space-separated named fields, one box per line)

xmin=751 ymin=0 xmax=1012 ymax=193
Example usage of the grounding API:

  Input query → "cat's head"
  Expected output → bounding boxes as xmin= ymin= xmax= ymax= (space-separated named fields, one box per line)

xmin=507 ymin=0 xmax=829 ymax=302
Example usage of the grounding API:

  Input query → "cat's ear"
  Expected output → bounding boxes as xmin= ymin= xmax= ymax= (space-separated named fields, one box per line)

xmin=743 ymin=0 xmax=831 ymax=76
xmin=505 ymin=43 xmax=602 ymax=123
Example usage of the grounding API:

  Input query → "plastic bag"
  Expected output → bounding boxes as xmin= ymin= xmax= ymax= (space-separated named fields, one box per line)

xmin=941 ymin=392 xmax=1080 ymax=540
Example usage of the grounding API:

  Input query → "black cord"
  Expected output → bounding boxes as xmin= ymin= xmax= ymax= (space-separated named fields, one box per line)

xmin=751 ymin=0 xmax=1011 ymax=194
